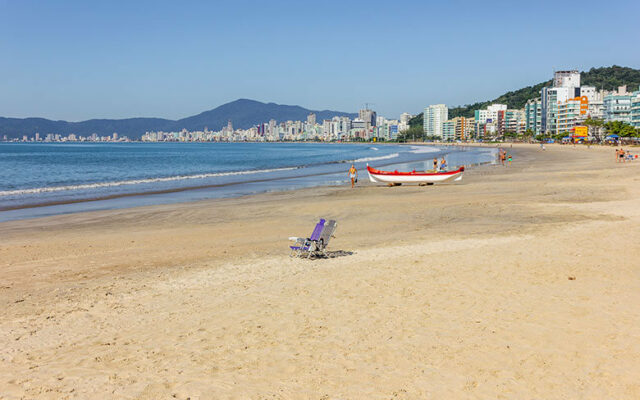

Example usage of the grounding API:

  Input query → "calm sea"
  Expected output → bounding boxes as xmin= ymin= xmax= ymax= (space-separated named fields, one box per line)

xmin=0 ymin=142 xmax=497 ymax=221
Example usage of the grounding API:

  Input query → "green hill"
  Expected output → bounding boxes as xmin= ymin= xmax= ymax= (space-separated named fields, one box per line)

xmin=409 ymin=65 xmax=640 ymax=128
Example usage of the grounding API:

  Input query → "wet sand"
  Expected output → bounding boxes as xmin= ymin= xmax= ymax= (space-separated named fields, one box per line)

xmin=1 ymin=144 xmax=639 ymax=399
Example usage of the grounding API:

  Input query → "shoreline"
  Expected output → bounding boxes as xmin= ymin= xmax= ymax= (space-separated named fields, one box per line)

xmin=2 ymin=143 xmax=639 ymax=398
xmin=0 ymin=144 xmax=493 ymax=220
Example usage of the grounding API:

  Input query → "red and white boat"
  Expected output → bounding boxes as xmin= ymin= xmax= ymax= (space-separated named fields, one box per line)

xmin=367 ymin=164 xmax=464 ymax=184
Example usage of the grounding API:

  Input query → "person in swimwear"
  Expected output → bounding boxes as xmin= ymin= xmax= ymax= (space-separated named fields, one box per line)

xmin=440 ymin=157 xmax=447 ymax=171
xmin=348 ymin=164 xmax=358 ymax=188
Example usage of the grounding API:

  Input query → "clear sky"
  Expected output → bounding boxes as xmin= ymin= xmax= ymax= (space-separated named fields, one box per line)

xmin=1 ymin=0 xmax=639 ymax=121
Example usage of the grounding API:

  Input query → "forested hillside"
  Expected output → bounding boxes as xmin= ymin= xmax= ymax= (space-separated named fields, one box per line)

xmin=409 ymin=66 xmax=640 ymax=128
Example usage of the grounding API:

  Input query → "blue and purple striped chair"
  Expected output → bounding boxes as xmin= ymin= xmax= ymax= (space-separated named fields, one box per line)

xmin=289 ymin=218 xmax=325 ymax=258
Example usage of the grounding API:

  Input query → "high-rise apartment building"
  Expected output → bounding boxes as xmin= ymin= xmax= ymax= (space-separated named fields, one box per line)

xmin=540 ymin=70 xmax=583 ymax=134
xmin=400 ymin=113 xmax=412 ymax=125
xmin=631 ymin=86 xmax=640 ymax=128
xmin=553 ymin=70 xmax=581 ymax=88
xmin=442 ymin=117 xmax=474 ymax=141
xmin=442 ymin=120 xmax=455 ymax=141
xmin=474 ymin=104 xmax=507 ymax=137
xmin=604 ymin=86 xmax=632 ymax=123
xmin=423 ymin=104 xmax=448 ymax=138
xmin=541 ymin=86 xmax=574 ymax=134
xmin=474 ymin=104 xmax=507 ymax=124
xmin=504 ymin=109 xmax=525 ymax=134
xmin=525 ymin=99 xmax=542 ymax=135
xmin=307 ymin=113 xmax=316 ymax=126
xmin=557 ymin=96 xmax=589 ymax=134
xmin=398 ymin=112 xmax=412 ymax=132
xmin=359 ymin=109 xmax=377 ymax=127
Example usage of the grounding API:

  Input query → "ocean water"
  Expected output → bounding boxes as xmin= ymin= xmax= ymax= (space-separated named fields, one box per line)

xmin=0 ymin=142 xmax=497 ymax=221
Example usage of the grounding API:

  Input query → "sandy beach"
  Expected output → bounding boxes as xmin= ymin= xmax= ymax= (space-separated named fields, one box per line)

xmin=1 ymin=144 xmax=639 ymax=399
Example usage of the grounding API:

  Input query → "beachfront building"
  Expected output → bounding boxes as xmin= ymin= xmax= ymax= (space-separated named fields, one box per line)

xmin=359 ymin=108 xmax=377 ymax=128
xmin=631 ymin=87 xmax=640 ymax=128
xmin=475 ymin=104 xmax=507 ymax=125
xmin=423 ymin=104 xmax=448 ymax=138
xmin=442 ymin=120 xmax=455 ymax=141
xmin=525 ymin=99 xmax=542 ymax=135
xmin=553 ymin=70 xmax=581 ymax=88
xmin=604 ymin=86 xmax=632 ymax=123
xmin=460 ymin=117 xmax=475 ymax=140
xmin=504 ymin=109 xmax=525 ymax=135
xmin=540 ymin=70 xmax=583 ymax=134
xmin=442 ymin=116 xmax=475 ymax=141
xmin=306 ymin=113 xmax=316 ymax=126
xmin=557 ymin=96 xmax=589 ymax=135
xmin=399 ymin=112 xmax=412 ymax=132
xmin=579 ymin=86 xmax=598 ymax=102
xmin=541 ymin=86 xmax=575 ymax=134
xmin=474 ymin=104 xmax=506 ymax=138
xmin=372 ymin=118 xmax=400 ymax=141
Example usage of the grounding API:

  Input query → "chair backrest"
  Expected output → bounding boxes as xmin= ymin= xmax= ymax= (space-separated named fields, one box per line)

xmin=318 ymin=220 xmax=337 ymax=248
xmin=309 ymin=219 xmax=326 ymax=241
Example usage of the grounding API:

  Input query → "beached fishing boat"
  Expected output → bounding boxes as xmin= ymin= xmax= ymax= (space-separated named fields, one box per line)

xmin=367 ymin=164 xmax=464 ymax=185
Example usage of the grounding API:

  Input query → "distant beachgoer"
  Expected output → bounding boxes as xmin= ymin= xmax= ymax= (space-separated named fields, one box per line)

xmin=440 ymin=157 xmax=447 ymax=171
xmin=433 ymin=157 xmax=438 ymax=171
xmin=348 ymin=164 xmax=358 ymax=188
xmin=618 ymin=149 xmax=625 ymax=163
xmin=507 ymin=154 xmax=512 ymax=166
xmin=500 ymin=150 xmax=506 ymax=166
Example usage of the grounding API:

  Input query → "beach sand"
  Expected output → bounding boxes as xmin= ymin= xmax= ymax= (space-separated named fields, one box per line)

xmin=1 ymin=144 xmax=639 ymax=399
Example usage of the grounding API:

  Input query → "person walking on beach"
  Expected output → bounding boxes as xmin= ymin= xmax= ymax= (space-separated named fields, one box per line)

xmin=348 ymin=164 xmax=358 ymax=188
xmin=507 ymin=153 xmax=512 ymax=166
xmin=440 ymin=157 xmax=447 ymax=171
xmin=499 ymin=149 xmax=506 ymax=166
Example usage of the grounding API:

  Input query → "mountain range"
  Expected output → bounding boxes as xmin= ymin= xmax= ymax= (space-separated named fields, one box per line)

xmin=4 ymin=66 xmax=639 ymax=139
xmin=0 ymin=99 xmax=357 ymax=140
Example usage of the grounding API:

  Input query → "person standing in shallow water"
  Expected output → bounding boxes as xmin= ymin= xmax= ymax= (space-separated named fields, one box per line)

xmin=433 ymin=157 xmax=438 ymax=171
xmin=348 ymin=164 xmax=358 ymax=188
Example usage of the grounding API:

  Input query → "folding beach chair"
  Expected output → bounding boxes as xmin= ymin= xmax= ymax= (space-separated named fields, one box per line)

xmin=314 ymin=219 xmax=337 ymax=258
xmin=289 ymin=218 xmax=325 ymax=258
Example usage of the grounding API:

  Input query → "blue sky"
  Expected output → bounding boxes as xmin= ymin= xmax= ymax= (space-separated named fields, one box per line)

xmin=1 ymin=0 xmax=639 ymax=121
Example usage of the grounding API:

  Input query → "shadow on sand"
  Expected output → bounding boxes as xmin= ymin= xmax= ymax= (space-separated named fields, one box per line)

xmin=309 ymin=250 xmax=354 ymax=260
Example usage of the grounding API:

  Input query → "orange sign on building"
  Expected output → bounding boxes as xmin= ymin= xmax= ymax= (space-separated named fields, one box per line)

xmin=573 ymin=126 xmax=588 ymax=137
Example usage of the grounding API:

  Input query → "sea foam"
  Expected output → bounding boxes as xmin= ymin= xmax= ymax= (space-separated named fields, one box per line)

xmin=351 ymin=153 xmax=399 ymax=163
xmin=0 ymin=167 xmax=298 ymax=197
xmin=409 ymin=146 xmax=440 ymax=154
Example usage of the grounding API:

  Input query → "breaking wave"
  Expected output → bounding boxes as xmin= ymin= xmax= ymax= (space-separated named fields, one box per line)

xmin=0 ymin=167 xmax=299 ymax=197
xmin=350 ymin=153 xmax=399 ymax=163
xmin=409 ymin=146 xmax=440 ymax=154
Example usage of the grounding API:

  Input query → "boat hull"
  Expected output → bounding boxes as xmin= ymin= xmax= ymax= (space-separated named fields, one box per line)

xmin=367 ymin=165 xmax=464 ymax=184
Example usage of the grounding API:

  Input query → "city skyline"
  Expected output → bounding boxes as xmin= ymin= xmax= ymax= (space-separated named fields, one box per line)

xmin=2 ymin=0 xmax=639 ymax=120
